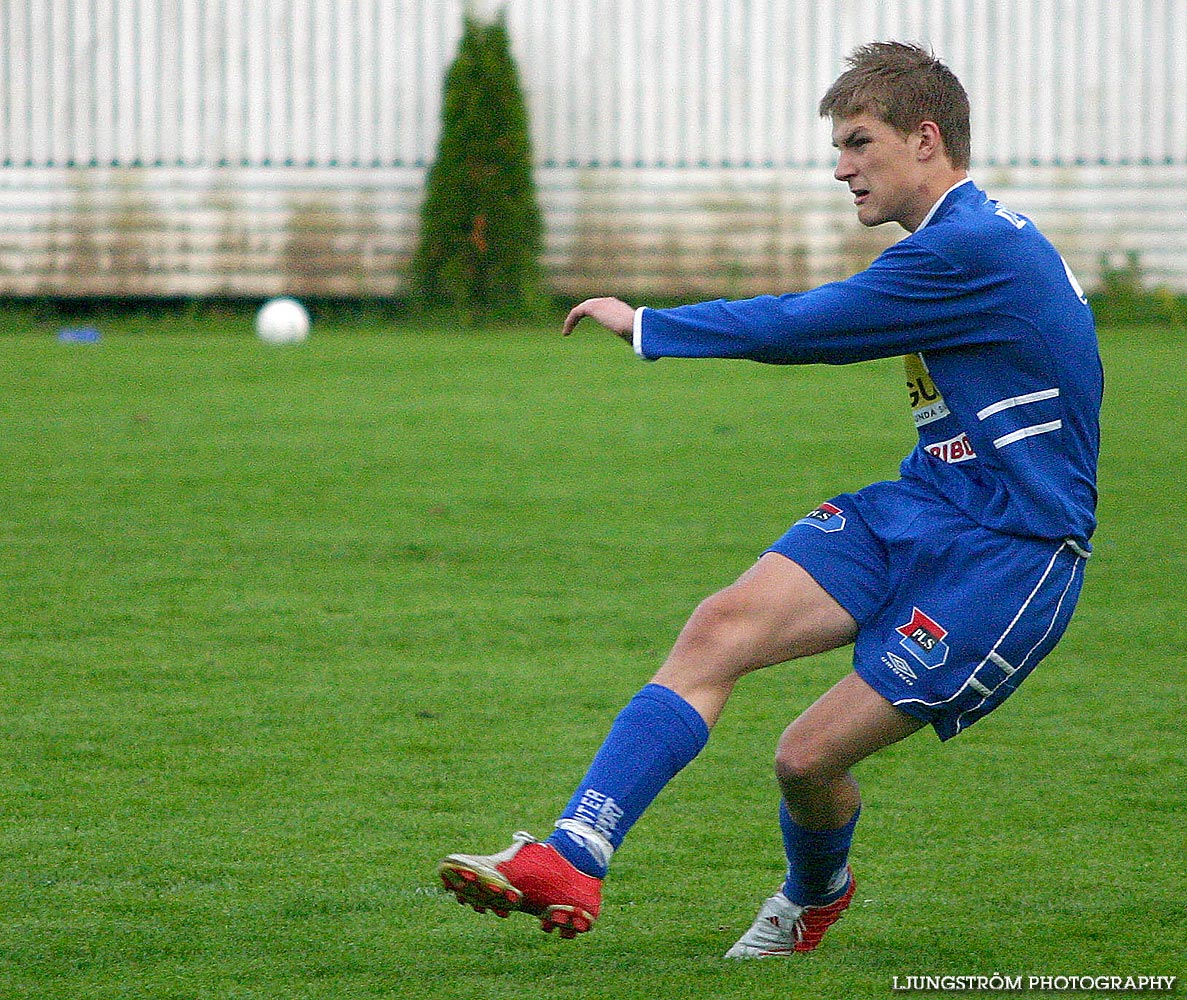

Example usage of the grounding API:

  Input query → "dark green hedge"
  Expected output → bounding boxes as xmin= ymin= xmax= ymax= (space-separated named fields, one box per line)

xmin=408 ymin=13 xmax=546 ymax=323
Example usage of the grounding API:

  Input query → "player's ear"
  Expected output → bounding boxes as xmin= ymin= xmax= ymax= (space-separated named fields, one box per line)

xmin=916 ymin=121 xmax=944 ymax=162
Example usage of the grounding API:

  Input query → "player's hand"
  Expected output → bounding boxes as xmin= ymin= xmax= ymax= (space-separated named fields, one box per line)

xmin=562 ymin=297 xmax=635 ymax=342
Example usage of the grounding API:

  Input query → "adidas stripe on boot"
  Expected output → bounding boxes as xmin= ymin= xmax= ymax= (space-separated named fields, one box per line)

xmin=724 ymin=867 xmax=855 ymax=958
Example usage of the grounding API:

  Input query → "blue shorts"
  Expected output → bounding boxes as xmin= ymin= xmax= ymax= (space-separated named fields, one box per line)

xmin=766 ymin=478 xmax=1088 ymax=741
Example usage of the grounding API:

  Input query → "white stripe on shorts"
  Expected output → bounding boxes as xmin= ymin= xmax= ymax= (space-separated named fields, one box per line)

xmin=949 ymin=544 xmax=1083 ymax=734
xmin=892 ymin=541 xmax=1082 ymax=732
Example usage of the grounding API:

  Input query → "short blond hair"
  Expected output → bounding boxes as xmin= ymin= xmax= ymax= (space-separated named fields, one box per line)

xmin=819 ymin=42 xmax=971 ymax=170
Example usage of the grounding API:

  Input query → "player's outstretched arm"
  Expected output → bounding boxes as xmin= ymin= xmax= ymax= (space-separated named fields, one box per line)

xmin=562 ymin=297 xmax=636 ymax=343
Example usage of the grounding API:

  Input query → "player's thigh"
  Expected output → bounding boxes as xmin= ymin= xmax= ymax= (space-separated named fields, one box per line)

xmin=674 ymin=551 xmax=858 ymax=669
xmin=777 ymin=671 xmax=926 ymax=780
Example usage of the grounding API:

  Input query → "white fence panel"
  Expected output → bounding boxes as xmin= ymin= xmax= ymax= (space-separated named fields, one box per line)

xmin=0 ymin=0 xmax=1184 ymax=296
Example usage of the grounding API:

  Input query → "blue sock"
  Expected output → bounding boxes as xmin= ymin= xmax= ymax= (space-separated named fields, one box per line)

xmin=546 ymin=684 xmax=710 ymax=878
xmin=779 ymin=800 xmax=860 ymax=906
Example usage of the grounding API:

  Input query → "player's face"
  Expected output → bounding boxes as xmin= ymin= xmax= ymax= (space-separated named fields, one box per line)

xmin=831 ymin=113 xmax=931 ymax=231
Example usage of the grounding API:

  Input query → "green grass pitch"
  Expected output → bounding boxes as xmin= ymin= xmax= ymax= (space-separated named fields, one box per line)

xmin=0 ymin=311 xmax=1182 ymax=998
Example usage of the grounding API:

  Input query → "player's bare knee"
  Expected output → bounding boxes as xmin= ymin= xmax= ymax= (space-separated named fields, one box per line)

xmin=774 ymin=736 xmax=838 ymax=792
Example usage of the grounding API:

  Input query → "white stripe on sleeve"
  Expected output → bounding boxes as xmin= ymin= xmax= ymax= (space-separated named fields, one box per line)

xmin=992 ymin=420 xmax=1063 ymax=449
xmin=976 ymin=388 xmax=1060 ymax=421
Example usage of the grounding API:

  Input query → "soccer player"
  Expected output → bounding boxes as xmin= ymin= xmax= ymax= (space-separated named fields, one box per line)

xmin=438 ymin=41 xmax=1101 ymax=957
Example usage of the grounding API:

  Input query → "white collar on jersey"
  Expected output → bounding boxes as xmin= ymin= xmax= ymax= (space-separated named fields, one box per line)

xmin=915 ymin=176 xmax=974 ymax=231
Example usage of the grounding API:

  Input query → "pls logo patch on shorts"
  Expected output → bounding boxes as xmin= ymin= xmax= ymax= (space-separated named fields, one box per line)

xmin=896 ymin=607 xmax=950 ymax=669
xmin=797 ymin=501 xmax=846 ymax=533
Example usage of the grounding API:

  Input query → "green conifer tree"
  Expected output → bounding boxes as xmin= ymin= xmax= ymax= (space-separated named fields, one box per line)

xmin=409 ymin=13 xmax=546 ymax=320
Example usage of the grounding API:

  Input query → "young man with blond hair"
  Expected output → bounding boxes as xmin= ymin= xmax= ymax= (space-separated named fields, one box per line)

xmin=439 ymin=41 xmax=1101 ymax=957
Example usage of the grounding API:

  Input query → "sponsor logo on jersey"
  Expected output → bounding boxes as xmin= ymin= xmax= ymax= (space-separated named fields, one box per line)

xmin=925 ymin=432 xmax=977 ymax=464
xmin=905 ymin=354 xmax=950 ymax=427
xmin=881 ymin=650 xmax=917 ymax=685
xmin=905 ymin=355 xmax=975 ymax=458
xmin=913 ymin=400 xmax=950 ymax=427
xmin=796 ymin=501 xmax=846 ymax=533
xmin=896 ymin=607 xmax=950 ymax=670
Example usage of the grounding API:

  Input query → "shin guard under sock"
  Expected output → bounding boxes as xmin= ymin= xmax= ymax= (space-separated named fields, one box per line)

xmin=546 ymin=683 xmax=710 ymax=878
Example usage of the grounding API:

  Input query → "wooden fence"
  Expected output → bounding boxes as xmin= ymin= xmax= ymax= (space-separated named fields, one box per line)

xmin=1 ymin=0 xmax=1185 ymax=297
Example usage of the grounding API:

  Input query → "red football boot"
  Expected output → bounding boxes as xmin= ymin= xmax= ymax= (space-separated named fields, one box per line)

xmin=439 ymin=832 xmax=602 ymax=939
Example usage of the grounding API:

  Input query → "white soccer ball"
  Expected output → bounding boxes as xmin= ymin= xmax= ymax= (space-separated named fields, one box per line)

xmin=255 ymin=297 xmax=311 ymax=345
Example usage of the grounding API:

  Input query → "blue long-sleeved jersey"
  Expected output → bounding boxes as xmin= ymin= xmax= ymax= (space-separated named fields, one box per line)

xmin=635 ymin=180 xmax=1102 ymax=548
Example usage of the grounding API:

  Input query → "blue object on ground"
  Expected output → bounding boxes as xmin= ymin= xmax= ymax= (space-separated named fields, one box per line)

xmin=56 ymin=326 xmax=101 ymax=343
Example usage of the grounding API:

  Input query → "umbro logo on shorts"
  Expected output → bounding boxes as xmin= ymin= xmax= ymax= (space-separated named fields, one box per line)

xmin=881 ymin=651 xmax=917 ymax=685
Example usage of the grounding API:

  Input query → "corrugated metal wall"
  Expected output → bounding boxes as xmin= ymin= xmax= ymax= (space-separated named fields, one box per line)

xmin=1 ymin=0 xmax=1185 ymax=298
